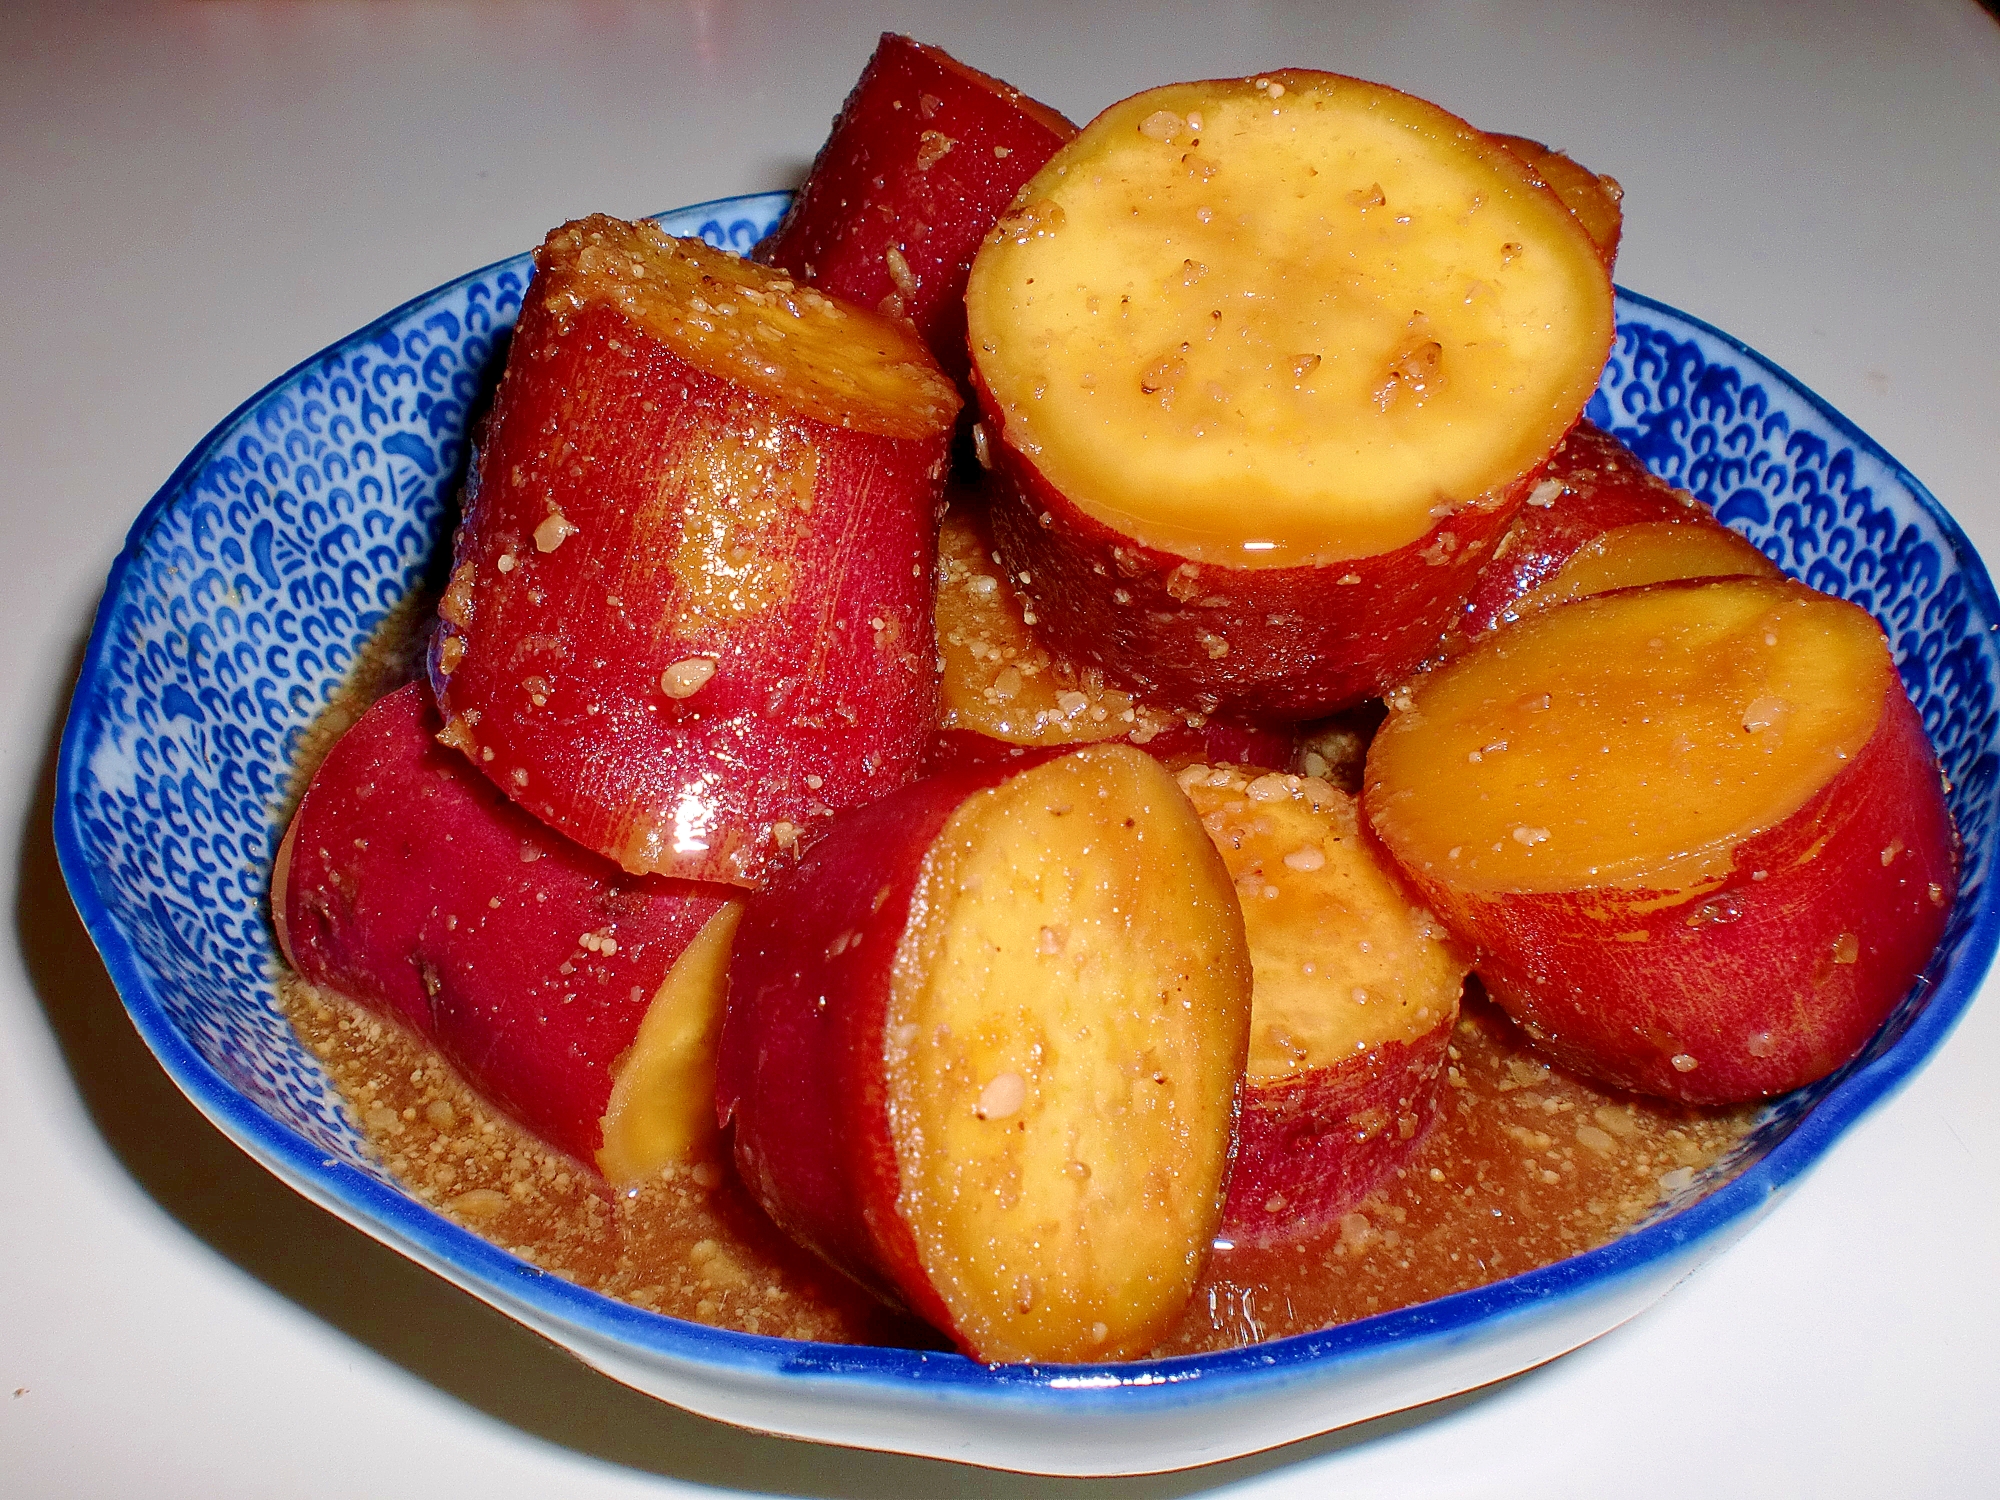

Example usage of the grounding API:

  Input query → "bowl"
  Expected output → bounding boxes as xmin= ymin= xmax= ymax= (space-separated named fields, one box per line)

xmin=54 ymin=191 xmax=2000 ymax=1476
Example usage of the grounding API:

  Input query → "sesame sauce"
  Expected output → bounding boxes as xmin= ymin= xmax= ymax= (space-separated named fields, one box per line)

xmin=277 ymin=601 xmax=1754 ymax=1357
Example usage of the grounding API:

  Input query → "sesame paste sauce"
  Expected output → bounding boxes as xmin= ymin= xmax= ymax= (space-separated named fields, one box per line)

xmin=276 ymin=593 xmax=1756 ymax=1359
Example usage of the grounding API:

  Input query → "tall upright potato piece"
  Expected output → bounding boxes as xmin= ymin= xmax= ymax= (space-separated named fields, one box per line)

xmin=272 ymin=683 xmax=740 ymax=1181
xmin=432 ymin=216 xmax=960 ymax=887
xmin=965 ymin=71 xmax=1616 ymax=716
xmin=1365 ymin=577 xmax=1957 ymax=1103
xmin=1176 ymin=764 xmax=1467 ymax=1245
xmin=1460 ymin=421 xmax=1778 ymax=639
xmin=757 ymin=33 xmax=1075 ymax=386
xmin=717 ymin=745 xmax=1253 ymax=1362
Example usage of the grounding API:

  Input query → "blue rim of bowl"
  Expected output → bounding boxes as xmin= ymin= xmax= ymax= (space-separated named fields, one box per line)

xmin=54 ymin=199 xmax=2000 ymax=1416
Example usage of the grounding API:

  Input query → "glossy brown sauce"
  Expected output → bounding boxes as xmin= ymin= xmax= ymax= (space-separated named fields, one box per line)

xmin=1158 ymin=998 xmax=1751 ymax=1352
xmin=277 ymin=596 xmax=1756 ymax=1358
xmin=282 ymin=977 xmax=928 ymax=1347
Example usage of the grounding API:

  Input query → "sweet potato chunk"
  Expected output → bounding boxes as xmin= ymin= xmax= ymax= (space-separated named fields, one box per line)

xmin=274 ymin=682 xmax=737 ymax=1177
xmin=965 ymin=70 xmax=1615 ymax=714
xmin=758 ymin=32 xmax=1075 ymax=385
xmin=596 ymin=903 xmax=744 ymax=1181
xmin=432 ymin=216 xmax=959 ymax=885
xmin=1365 ymin=577 xmax=1956 ymax=1102
xmin=1177 ymin=764 xmax=1466 ymax=1243
xmin=718 ymin=745 xmax=1252 ymax=1361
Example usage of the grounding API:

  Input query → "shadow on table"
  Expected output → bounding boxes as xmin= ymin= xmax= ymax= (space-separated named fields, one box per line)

xmin=19 ymin=616 xmax=1523 ymax=1498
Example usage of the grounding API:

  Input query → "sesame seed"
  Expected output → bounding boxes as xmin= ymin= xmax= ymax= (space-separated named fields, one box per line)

xmin=660 ymin=657 xmax=717 ymax=698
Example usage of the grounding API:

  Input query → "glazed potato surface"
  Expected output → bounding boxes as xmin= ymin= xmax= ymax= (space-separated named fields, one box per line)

xmin=1370 ymin=578 xmax=1892 ymax=894
xmin=886 ymin=747 xmax=1251 ymax=1360
xmin=432 ymin=216 xmax=957 ymax=885
xmin=757 ymin=32 xmax=1076 ymax=386
xmin=1176 ymin=763 xmax=1465 ymax=1243
xmin=717 ymin=745 xmax=1251 ymax=1362
xmin=541 ymin=215 xmax=959 ymax=438
xmin=275 ymin=681 xmax=734 ymax=1172
xmin=1366 ymin=577 xmax=1955 ymax=1101
xmin=967 ymin=70 xmax=1615 ymax=567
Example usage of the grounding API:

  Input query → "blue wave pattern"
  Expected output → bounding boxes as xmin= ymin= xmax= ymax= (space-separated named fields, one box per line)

xmin=65 ymin=200 xmax=788 ymax=1178
xmin=64 ymin=231 xmax=1997 ymax=1236
xmin=1588 ymin=301 xmax=1998 ymax=1213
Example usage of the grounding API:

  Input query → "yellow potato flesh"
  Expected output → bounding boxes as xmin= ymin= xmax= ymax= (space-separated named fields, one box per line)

xmin=885 ymin=746 xmax=1251 ymax=1362
xmin=537 ymin=215 xmax=959 ymax=442
xmin=966 ymin=71 xmax=1615 ymax=566
xmin=1515 ymin=521 xmax=1779 ymax=616
xmin=595 ymin=902 xmax=743 ymax=1183
xmin=1366 ymin=579 xmax=1892 ymax=895
xmin=934 ymin=506 xmax=1182 ymax=746
xmin=1177 ymin=765 xmax=1465 ymax=1080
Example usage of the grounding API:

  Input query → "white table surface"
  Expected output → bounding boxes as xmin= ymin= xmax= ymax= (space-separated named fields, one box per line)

xmin=6 ymin=1 xmax=1998 ymax=1495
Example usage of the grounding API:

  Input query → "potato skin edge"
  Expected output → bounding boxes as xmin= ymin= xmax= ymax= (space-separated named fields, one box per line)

xmin=976 ymin=357 xmax=1533 ymax=718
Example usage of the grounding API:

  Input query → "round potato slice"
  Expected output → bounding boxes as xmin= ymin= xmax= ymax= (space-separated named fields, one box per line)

xmin=1364 ymin=577 xmax=1956 ymax=1102
xmin=718 ymin=744 xmax=1252 ymax=1362
xmin=965 ymin=70 xmax=1615 ymax=716
xmin=968 ymin=70 xmax=1615 ymax=568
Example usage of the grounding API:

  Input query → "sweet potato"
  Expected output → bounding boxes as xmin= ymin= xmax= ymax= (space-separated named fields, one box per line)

xmin=1365 ymin=577 xmax=1956 ymax=1102
xmin=758 ymin=32 xmax=1074 ymax=385
xmin=929 ymin=496 xmax=1293 ymax=770
xmin=274 ymin=682 xmax=739 ymax=1178
xmin=1460 ymin=422 xmax=1777 ymax=639
xmin=717 ymin=744 xmax=1252 ymax=1360
xmin=431 ymin=216 xmax=959 ymax=886
xmin=965 ymin=70 xmax=1615 ymax=715
xmin=1177 ymin=764 xmax=1465 ymax=1243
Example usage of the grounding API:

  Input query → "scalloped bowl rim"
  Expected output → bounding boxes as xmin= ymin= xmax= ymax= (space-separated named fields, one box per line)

xmin=53 ymin=191 xmax=2000 ymax=1459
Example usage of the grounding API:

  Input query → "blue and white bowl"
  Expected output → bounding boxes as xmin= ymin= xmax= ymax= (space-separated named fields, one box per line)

xmin=54 ymin=191 xmax=2000 ymax=1476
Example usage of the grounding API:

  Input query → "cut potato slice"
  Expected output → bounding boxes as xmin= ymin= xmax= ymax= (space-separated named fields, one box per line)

xmin=1514 ymin=519 xmax=1777 ymax=616
xmin=936 ymin=499 xmax=1180 ymax=745
xmin=1177 ymin=764 xmax=1466 ymax=1242
xmin=1461 ymin=421 xmax=1778 ymax=639
xmin=967 ymin=70 xmax=1615 ymax=568
xmin=1365 ymin=577 xmax=1956 ymax=1101
xmin=1374 ymin=578 xmax=1891 ymax=895
xmin=275 ymin=682 xmax=735 ymax=1169
xmin=1489 ymin=133 xmax=1624 ymax=266
xmin=717 ymin=744 xmax=1251 ymax=1361
xmin=538 ymin=215 xmax=958 ymax=439
xmin=596 ymin=902 xmax=744 ymax=1183
xmin=432 ymin=216 xmax=958 ymax=885
xmin=885 ymin=747 xmax=1251 ymax=1360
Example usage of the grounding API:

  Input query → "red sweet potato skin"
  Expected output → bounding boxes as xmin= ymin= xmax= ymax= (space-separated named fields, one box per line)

xmin=715 ymin=764 xmax=1003 ymax=1322
xmin=1375 ymin=684 xmax=1957 ymax=1103
xmin=977 ymin=378 xmax=1530 ymax=718
xmin=276 ymin=682 xmax=730 ymax=1164
xmin=1459 ymin=422 xmax=1761 ymax=638
xmin=758 ymin=33 xmax=1074 ymax=386
xmin=1220 ymin=1018 xmax=1453 ymax=1246
xmin=431 ymin=295 xmax=947 ymax=887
